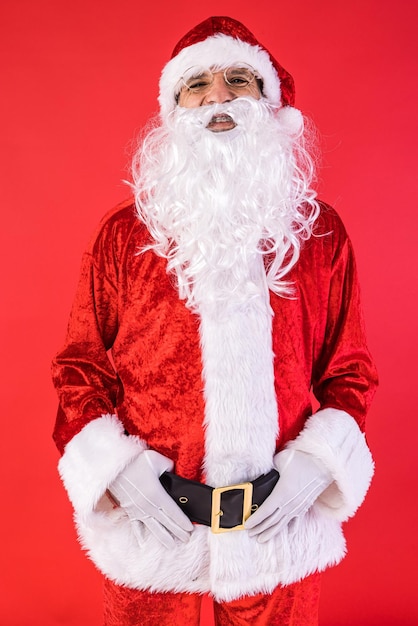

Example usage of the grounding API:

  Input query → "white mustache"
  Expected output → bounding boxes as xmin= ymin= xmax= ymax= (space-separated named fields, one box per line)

xmin=173 ymin=97 xmax=269 ymax=130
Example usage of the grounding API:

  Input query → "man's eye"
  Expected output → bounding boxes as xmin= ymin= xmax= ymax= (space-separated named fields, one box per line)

xmin=189 ymin=81 xmax=209 ymax=89
xmin=229 ymin=77 xmax=249 ymax=85
xmin=185 ymin=76 xmax=212 ymax=90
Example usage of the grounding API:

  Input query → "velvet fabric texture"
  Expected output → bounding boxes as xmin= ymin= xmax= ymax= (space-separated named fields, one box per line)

xmin=103 ymin=574 xmax=321 ymax=625
xmin=52 ymin=198 xmax=377 ymax=465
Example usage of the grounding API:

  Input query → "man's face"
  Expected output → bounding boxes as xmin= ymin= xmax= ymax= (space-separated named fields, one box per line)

xmin=177 ymin=65 xmax=262 ymax=133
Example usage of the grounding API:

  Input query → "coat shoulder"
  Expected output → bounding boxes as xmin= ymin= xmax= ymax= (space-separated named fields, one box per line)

xmin=86 ymin=198 xmax=150 ymax=260
xmin=300 ymin=200 xmax=351 ymax=264
xmin=314 ymin=201 xmax=349 ymax=240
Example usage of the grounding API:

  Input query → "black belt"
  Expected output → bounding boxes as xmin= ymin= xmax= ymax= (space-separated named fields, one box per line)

xmin=160 ymin=469 xmax=279 ymax=533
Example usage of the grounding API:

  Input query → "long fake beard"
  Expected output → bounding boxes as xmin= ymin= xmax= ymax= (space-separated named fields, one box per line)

xmin=132 ymin=97 xmax=320 ymax=310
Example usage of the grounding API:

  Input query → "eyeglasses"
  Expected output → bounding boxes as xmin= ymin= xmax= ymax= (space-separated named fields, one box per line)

xmin=178 ymin=64 xmax=260 ymax=95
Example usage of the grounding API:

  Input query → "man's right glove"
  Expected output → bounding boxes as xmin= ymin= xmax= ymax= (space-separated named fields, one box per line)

xmin=109 ymin=449 xmax=194 ymax=549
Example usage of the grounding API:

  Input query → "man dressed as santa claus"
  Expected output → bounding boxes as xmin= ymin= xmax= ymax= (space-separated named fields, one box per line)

xmin=52 ymin=16 xmax=378 ymax=626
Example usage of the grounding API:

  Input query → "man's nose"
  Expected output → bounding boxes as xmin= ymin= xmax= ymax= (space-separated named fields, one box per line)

xmin=203 ymin=73 xmax=236 ymax=104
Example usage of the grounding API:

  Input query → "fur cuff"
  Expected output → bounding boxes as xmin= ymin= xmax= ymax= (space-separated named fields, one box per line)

xmin=58 ymin=414 xmax=147 ymax=516
xmin=286 ymin=408 xmax=374 ymax=521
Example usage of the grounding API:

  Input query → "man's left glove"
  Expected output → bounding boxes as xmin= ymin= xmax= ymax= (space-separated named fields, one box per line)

xmin=109 ymin=449 xmax=194 ymax=549
xmin=245 ymin=449 xmax=333 ymax=542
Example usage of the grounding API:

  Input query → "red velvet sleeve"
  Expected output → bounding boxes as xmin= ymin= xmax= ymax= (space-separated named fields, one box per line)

xmin=312 ymin=221 xmax=378 ymax=431
xmin=51 ymin=204 xmax=135 ymax=454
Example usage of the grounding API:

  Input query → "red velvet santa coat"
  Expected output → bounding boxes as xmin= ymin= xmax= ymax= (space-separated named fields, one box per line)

xmin=52 ymin=198 xmax=377 ymax=601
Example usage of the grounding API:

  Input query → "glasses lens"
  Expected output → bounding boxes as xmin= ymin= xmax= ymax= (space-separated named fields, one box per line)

xmin=224 ymin=66 xmax=256 ymax=88
xmin=182 ymin=67 xmax=214 ymax=93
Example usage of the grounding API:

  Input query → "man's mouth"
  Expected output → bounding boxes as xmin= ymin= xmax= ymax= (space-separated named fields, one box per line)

xmin=206 ymin=113 xmax=236 ymax=132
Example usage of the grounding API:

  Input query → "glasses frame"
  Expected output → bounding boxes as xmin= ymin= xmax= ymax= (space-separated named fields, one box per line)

xmin=177 ymin=63 xmax=260 ymax=96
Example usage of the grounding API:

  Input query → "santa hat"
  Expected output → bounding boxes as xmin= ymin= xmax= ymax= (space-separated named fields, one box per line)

xmin=159 ymin=16 xmax=295 ymax=121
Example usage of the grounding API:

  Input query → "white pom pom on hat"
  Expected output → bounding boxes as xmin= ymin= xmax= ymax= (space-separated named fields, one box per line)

xmin=159 ymin=16 xmax=296 ymax=122
xmin=276 ymin=106 xmax=304 ymax=135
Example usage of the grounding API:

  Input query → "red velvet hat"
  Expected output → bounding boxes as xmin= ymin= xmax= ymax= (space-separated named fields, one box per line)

xmin=159 ymin=16 xmax=295 ymax=121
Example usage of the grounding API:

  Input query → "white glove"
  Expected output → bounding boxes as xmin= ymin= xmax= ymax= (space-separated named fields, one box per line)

xmin=245 ymin=449 xmax=333 ymax=542
xmin=109 ymin=450 xmax=194 ymax=549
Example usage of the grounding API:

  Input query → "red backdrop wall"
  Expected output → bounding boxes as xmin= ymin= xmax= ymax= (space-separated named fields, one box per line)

xmin=1 ymin=0 xmax=417 ymax=624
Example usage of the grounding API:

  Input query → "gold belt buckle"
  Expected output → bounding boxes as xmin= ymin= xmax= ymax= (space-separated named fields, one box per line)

xmin=211 ymin=482 xmax=253 ymax=534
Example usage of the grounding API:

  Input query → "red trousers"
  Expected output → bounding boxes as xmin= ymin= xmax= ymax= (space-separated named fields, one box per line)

xmin=103 ymin=573 xmax=321 ymax=626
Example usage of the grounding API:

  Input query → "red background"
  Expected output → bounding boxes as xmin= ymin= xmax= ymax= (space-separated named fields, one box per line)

xmin=1 ymin=0 xmax=417 ymax=624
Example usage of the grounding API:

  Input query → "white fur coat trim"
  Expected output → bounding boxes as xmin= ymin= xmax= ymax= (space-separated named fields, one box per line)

xmin=199 ymin=295 xmax=279 ymax=486
xmin=58 ymin=414 xmax=147 ymax=517
xmin=196 ymin=272 xmax=283 ymax=595
xmin=72 ymin=497 xmax=346 ymax=600
xmin=58 ymin=413 xmax=368 ymax=601
xmin=285 ymin=408 xmax=374 ymax=521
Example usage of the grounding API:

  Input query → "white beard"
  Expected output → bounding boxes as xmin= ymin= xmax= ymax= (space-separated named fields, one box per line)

xmin=132 ymin=98 xmax=320 ymax=529
xmin=132 ymin=97 xmax=319 ymax=311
